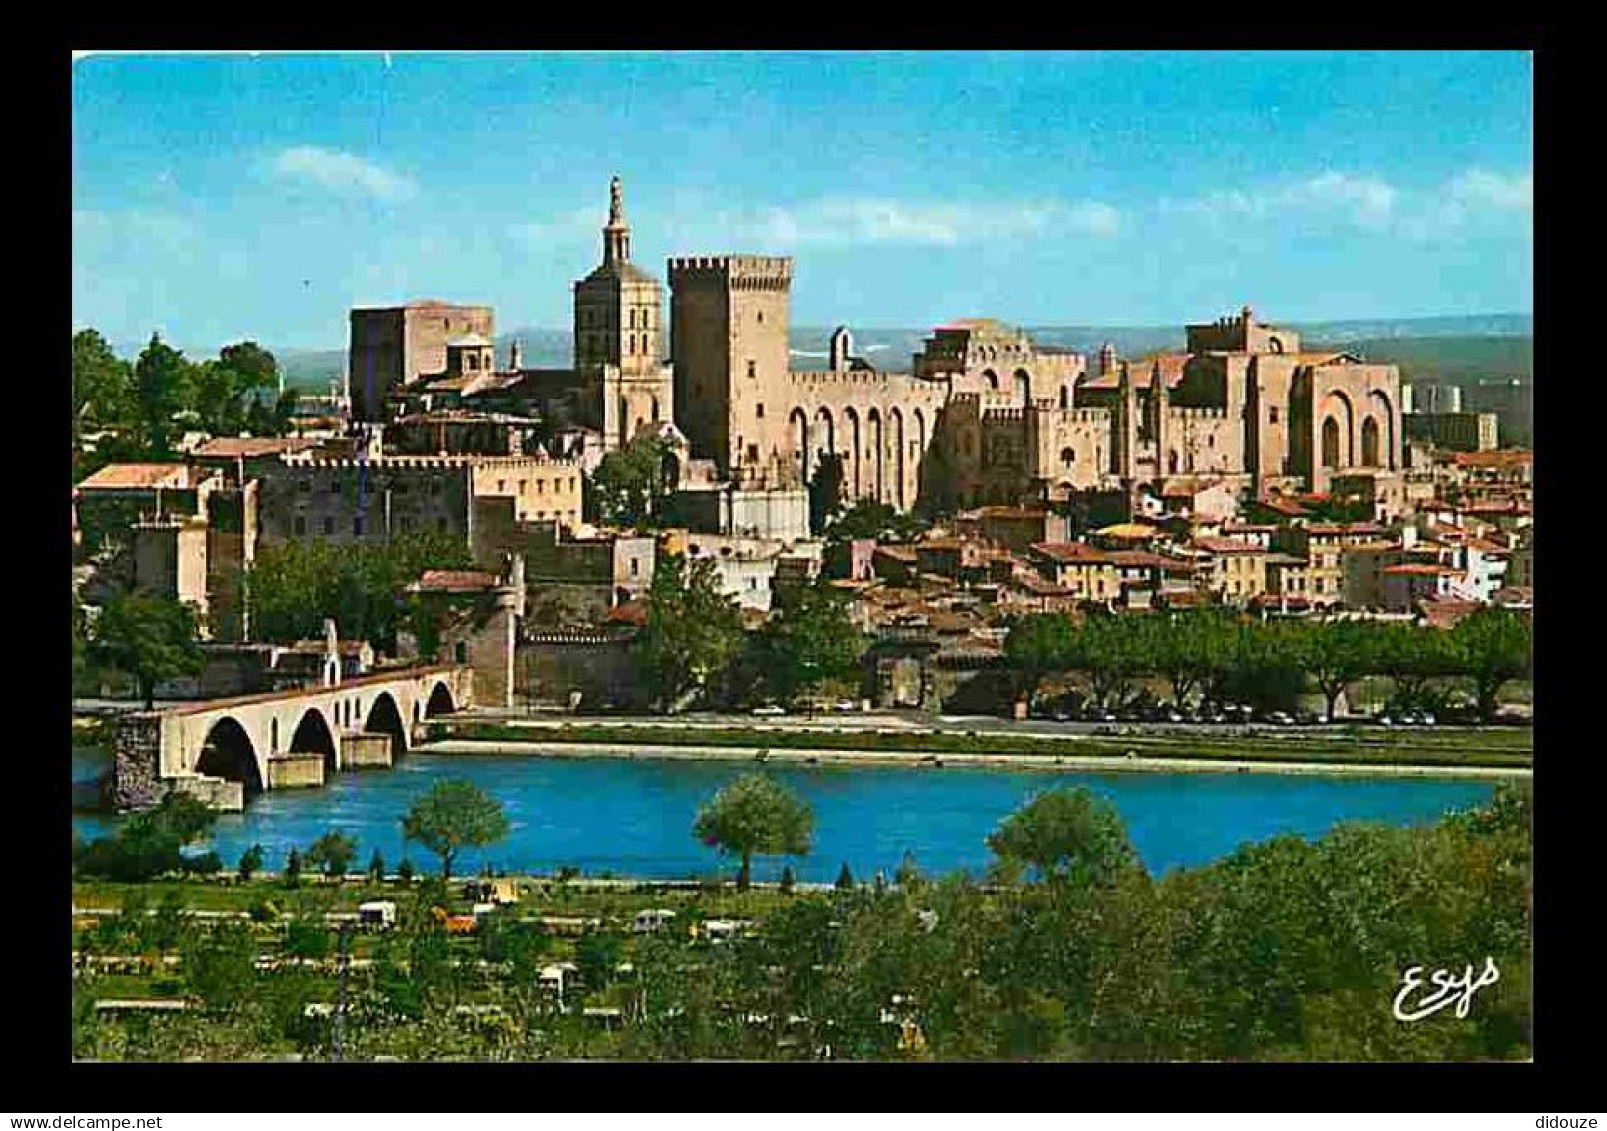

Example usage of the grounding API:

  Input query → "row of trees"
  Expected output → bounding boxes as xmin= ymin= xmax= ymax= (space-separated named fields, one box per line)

xmin=72 ymin=329 xmax=301 ymax=473
xmin=635 ymin=557 xmax=868 ymax=713
xmin=1006 ymin=606 xmax=1533 ymax=721
xmin=77 ymin=778 xmax=512 ymax=885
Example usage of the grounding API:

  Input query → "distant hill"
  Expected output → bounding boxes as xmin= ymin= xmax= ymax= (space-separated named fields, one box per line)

xmin=169 ymin=312 xmax=1534 ymax=391
xmin=1317 ymin=335 xmax=1532 ymax=386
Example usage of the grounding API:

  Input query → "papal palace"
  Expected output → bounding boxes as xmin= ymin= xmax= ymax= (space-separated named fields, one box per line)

xmin=352 ymin=177 xmax=1405 ymax=527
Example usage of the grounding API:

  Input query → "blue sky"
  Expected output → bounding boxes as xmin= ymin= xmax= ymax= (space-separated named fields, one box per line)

xmin=72 ymin=51 xmax=1533 ymax=352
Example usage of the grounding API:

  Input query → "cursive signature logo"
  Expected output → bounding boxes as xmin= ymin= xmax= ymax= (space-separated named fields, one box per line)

xmin=1393 ymin=957 xmax=1500 ymax=1022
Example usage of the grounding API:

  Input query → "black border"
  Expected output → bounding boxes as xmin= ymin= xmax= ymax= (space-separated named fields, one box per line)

xmin=41 ymin=36 xmax=1585 ymax=1110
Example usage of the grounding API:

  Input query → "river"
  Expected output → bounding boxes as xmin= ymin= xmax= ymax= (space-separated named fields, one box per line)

xmin=72 ymin=746 xmax=1494 ymax=882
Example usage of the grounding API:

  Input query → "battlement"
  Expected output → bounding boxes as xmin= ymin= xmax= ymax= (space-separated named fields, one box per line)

xmin=1059 ymin=408 xmax=1111 ymax=425
xmin=280 ymin=453 xmax=578 ymax=472
xmin=983 ymin=407 xmax=1028 ymax=424
xmin=788 ymin=369 xmax=897 ymax=388
xmin=1169 ymin=406 xmax=1230 ymax=422
xmin=668 ymin=256 xmax=793 ymax=290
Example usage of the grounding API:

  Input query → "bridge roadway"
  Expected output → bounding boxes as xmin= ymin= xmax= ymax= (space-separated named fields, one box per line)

xmin=111 ymin=664 xmax=475 ymax=812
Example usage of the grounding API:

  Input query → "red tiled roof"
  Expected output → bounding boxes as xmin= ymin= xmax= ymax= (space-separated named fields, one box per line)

xmin=1192 ymin=537 xmax=1268 ymax=555
xmin=1256 ymin=496 xmax=1310 ymax=517
xmin=1106 ymin=550 xmax=1176 ymax=569
xmin=413 ymin=569 xmax=501 ymax=592
xmin=1452 ymin=450 xmax=1532 ymax=469
xmin=605 ymin=600 xmax=649 ymax=627
xmin=1384 ymin=564 xmax=1460 ymax=577
xmin=1305 ymin=522 xmax=1386 ymax=536
xmin=192 ymin=437 xmax=317 ymax=459
xmin=77 ymin=463 xmax=211 ymax=490
xmin=1031 ymin=541 xmax=1114 ymax=564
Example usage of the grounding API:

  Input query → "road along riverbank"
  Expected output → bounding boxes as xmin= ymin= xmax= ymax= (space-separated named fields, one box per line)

xmin=422 ymin=737 xmax=1530 ymax=781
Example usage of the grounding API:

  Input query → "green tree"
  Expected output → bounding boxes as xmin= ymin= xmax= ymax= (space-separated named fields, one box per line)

xmin=72 ymin=329 xmax=135 ymax=456
xmin=987 ymin=787 xmax=1142 ymax=887
xmin=75 ymin=791 xmax=218 ymax=882
xmin=636 ymin=552 xmax=746 ymax=713
xmin=1149 ymin=610 xmax=1237 ymax=710
xmin=367 ymin=849 xmax=386 ymax=884
xmin=1449 ymin=607 xmax=1532 ymax=722
xmin=693 ymin=772 xmax=815 ymax=891
xmin=826 ymin=497 xmax=923 ymax=544
xmin=1379 ymin=622 xmax=1459 ymax=714
xmin=237 ymin=843 xmax=265 ymax=882
xmin=401 ymin=778 xmax=511 ymax=881
xmin=305 ymin=830 xmax=358 ymax=879
xmin=182 ymin=923 xmax=257 ymax=1017
xmin=836 ymin=861 xmax=856 ymax=891
xmin=808 ymin=451 xmax=846 ymax=536
xmin=1300 ymin=618 xmax=1381 ymax=719
xmin=590 ymin=435 xmax=676 ymax=528
xmin=133 ymin=332 xmax=194 ymax=456
xmin=284 ymin=847 xmax=303 ymax=888
xmin=1004 ymin=612 xmax=1078 ymax=703
xmin=751 ymin=580 xmax=866 ymax=706
xmin=574 ymin=934 xmax=624 ymax=994
xmin=87 ymin=593 xmax=205 ymax=708
xmin=245 ymin=532 xmax=472 ymax=650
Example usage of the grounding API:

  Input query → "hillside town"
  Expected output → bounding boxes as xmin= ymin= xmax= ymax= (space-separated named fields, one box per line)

xmin=72 ymin=177 xmax=1534 ymax=726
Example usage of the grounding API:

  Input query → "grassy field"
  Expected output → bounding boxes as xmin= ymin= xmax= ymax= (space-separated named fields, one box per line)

xmin=429 ymin=720 xmax=1534 ymax=770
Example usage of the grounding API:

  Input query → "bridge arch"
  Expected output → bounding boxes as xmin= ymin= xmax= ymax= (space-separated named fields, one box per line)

xmin=364 ymin=691 xmax=409 ymax=758
xmin=195 ymin=716 xmax=264 ymax=801
xmin=426 ymin=680 xmax=457 ymax=717
xmin=288 ymin=707 xmax=339 ymax=773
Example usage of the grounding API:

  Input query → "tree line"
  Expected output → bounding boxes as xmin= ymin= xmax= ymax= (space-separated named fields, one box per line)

xmin=72 ymin=328 xmax=301 ymax=476
xmin=1006 ymin=606 xmax=1532 ymax=722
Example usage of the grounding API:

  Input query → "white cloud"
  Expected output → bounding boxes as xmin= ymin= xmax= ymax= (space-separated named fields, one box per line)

xmin=1172 ymin=172 xmax=1397 ymax=231
xmin=743 ymin=196 xmax=1119 ymax=248
xmin=270 ymin=145 xmax=418 ymax=203
xmin=1168 ymin=167 xmax=1532 ymax=243
xmin=1448 ymin=169 xmax=1532 ymax=212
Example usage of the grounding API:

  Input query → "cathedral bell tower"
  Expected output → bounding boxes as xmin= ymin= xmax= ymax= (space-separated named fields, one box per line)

xmin=572 ymin=176 xmax=673 ymax=450
xmin=602 ymin=174 xmax=631 ymax=267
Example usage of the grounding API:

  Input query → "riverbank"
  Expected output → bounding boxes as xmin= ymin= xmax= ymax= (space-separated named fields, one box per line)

xmin=421 ymin=736 xmax=1531 ymax=781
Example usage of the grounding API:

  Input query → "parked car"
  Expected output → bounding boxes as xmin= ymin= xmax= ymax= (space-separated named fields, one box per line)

xmin=751 ymin=705 xmax=787 ymax=717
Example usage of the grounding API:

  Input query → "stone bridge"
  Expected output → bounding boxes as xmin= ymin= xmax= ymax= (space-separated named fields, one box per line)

xmin=112 ymin=665 xmax=475 ymax=811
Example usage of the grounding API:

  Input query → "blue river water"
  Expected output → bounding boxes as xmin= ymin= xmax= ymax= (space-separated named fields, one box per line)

xmin=71 ymin=748 xmax=1494 ymax=883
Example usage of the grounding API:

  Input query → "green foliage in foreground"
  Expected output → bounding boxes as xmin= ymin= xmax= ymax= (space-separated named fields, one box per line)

xmin=73 ymin=784 xmax=1530 ymax=1063
xmin=74 ymin=793 xmax=219 ymax=882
